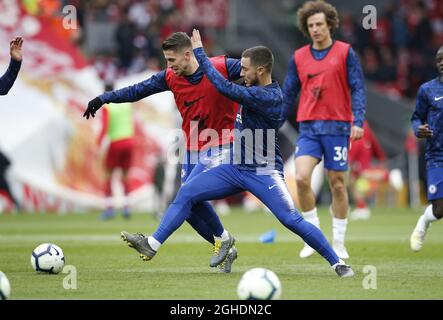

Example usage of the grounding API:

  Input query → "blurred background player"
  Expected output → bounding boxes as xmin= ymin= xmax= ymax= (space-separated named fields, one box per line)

xmin=1 ymin=37 xmax=23 ymax=95
xmin=97 ymin=82 xmax=135 ymax=220
xmin=282 ymin=0 xmax=366 ymax=259
xmin=1 ymin=37 xmax=23 ymax=212
xmin=84 ymin=32 xmax=241 ymax=271
xmin=0 ymin=151 xmax=20 ymax=211
xmin=348 ymin=120 xmax=387 ymax=220
xmin=410 ymin=46 xmax=443 ymax=251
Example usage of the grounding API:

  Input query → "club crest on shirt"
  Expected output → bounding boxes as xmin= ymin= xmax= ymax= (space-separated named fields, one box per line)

xmin=429 ymin=184 xmax=437 ymax=194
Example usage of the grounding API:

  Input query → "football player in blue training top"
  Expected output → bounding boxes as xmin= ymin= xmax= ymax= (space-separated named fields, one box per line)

xmin=1 ymin=37 xmax=22 ymax=95
xmin=1 ymin=37 xmax=23 ymax=212
xmin=121 ymin=29 xmax=354 ymax=277
xmin=410 ymin=46 xmax=443 ymax=251
xmin=84 ymin=32 xmax=241 ymax=273
xmin=282 ymin=1 xmax=366 ymax=260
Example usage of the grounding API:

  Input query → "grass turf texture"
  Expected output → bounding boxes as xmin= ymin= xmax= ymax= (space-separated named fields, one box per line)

xmin=0 ymin=207 xmax=442 ymax=300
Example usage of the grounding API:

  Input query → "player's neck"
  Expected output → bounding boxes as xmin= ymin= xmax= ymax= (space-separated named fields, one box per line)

xmin=312 ymin=37 xmax=333 ymax=50
xmin=258 ymin=74 xmax=272 ymax=86
xmin=185 ymin=57 xmax=200 ymax=76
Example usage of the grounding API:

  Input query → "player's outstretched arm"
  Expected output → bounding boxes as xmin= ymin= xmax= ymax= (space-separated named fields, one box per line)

xmin=191 ymin=29 xmax=264 ymax=108
xmin=83 ymin=71 xmax=169 ymax=120
xmin=99 ymin=71 xmax=169 ymax=105
xmin=0 ymin=37 xmax=23 ymax=95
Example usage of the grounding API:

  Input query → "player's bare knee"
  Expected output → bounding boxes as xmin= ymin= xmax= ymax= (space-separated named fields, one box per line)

xmin=329 ymin=180 xmax=347 ymax=197
xmin=295 ymin=173 xmax=311 ymax=191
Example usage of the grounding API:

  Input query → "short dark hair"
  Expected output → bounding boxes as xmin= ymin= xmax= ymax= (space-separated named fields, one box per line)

xmin=241 ymin=46 xmax=274 ymax=72
xmin=297 ymin=0 xmax=339 ymax=38
xmin=161 ymin=32 xmax=192 ymax=51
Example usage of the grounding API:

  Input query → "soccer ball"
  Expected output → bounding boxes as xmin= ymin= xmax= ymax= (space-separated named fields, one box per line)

xmin=31 ymin=243 xmax=65 ymax=274
xmin=237 ymin=268 xmax=282 ymax=300
xmin=0 ymin=271 xmax=11 ymax=300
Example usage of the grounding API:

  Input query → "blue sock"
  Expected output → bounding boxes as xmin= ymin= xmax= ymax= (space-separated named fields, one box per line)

xmin=153 ymin=198 xmax=191 ymax=243
xmin=187 ymin=201 xmax=224 ymax=244
xmin=154 ymin=201 xmax=222 ymax=244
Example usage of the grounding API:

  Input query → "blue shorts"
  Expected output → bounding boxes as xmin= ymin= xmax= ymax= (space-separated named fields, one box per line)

xmin=427 ymin=167 xmax=443 ymax=201
xmin=295 ymin=133 xmax=349 ymax=171
xmin=181 ymin=146 xmax=228 ymax=183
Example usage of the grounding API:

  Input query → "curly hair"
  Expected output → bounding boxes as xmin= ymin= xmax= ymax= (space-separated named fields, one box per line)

xmin=297 ymin=0 xmax=340 ymax=38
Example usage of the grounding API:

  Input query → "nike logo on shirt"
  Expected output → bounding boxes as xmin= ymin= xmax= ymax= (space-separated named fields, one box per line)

xmin=434 ymin=96 xmax=443 ymax=101
xmin=268 ymin=184 xmax=277 ymax=190
xmin=184 ymin=96 xmax=205 ymax=107
xmin=307 ymin=71 xmax=324 ymax=80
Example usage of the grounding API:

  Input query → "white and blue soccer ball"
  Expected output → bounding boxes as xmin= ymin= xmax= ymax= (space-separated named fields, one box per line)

xmin=0 ymin=271 xmax=11 ymax=300
xmin=237 ymin=267 xmax=282 ymax=300
xmin=30 ymin=243 xmax=65 ymax=274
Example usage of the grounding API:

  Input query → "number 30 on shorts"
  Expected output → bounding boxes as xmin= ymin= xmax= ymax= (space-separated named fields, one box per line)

xmin=333 ymin=146 xmax=348 ymax=161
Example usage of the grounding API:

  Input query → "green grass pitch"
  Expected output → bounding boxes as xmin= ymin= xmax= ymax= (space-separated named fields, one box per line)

xmin=0 ymin=207 xmax=442 ymax=300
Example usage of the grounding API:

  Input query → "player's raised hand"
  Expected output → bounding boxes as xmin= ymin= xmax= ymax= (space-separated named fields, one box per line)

xmin=83 ymin=97 xmax=103 ymax=119
xmin=191 ymin=29 xmax=203 ymax=49
xmin=417 ymin=124 xmax=433 ymax=138
xmin=10 ymin=37 xmax=23 ymax=62
xmin=350 ymin=125 xmax=364 ymax=141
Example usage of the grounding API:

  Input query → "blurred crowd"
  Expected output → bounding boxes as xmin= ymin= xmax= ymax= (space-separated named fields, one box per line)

xmin=337 ymin=0 xmax=443 ymax=99
xmin=27 ymin=0 xmax=443 ymax=99
xmin=27 ymin=0 xmax=224 ymax=81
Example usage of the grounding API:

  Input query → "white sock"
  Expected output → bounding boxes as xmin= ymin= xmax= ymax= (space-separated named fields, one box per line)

xmin=302 ymin=208 xmax=320 ymax=247
xmin=302 ymin=207 xmax=320 ymax=228
xmin=214 ymin=230 xmax=229 ymax=242
xmin=332 ymin=217 xmax=348 ymax=245
xmin=147 ymin=236 xmax=161 ymax=251
xmin=331 ymin=259 xmax=346 ymax=269
xmin=418 ymin=205 xmax=438 ymax=230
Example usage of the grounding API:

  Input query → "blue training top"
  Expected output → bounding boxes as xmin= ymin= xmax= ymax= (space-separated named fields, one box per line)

xmin=194 ymin=47 xmax=285 ymax=173
xmin=281 ymin=42 xmax=366 ymax=136
xmin=412 ymin=77 xmax=443 ymax=168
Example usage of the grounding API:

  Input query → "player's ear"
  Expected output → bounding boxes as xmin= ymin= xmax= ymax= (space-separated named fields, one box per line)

xmin=257 ymin=66 xmax=265 ymax=76
xmin=184 ymin=49 xmax=192 ymax=60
